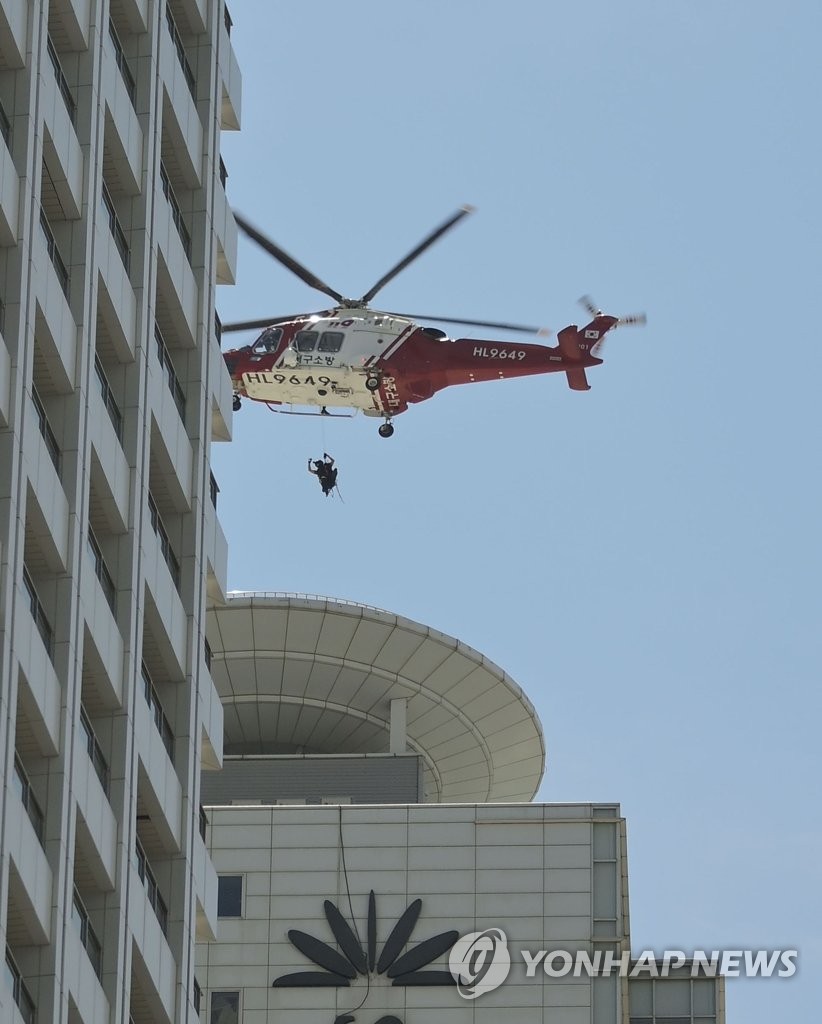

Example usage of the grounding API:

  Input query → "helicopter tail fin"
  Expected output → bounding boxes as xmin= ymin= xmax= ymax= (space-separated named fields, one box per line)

xmin=565 ymin=368 xmax=590 ymax=391
xmin=557 ymin=321 xmax=607 ymax=392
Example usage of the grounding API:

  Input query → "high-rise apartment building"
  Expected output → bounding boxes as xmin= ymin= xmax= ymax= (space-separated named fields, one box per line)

xmin=0 ymin=1 xmax=240 ymax=1021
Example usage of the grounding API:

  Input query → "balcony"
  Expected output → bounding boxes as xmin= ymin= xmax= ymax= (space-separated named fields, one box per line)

xmin=47 ymin=36 xmax=76 ymax=125
xmin=154 ymin=324 xmax=186 ymax=421
xmin=159 ymin=10 xmax=202 ymax=187
xmin=31 ymin=385 xmax=61 ymax=474
xmin=73 ymin=718 xmax=117 ymax=890
xmin=108 ymin=19 xmax=136 ymax=108
xmin=0 ymin=315 xmax=9 ymax=427
xmin=7 ymin=761 xmax=53 ymax=944
xmin=39 ymin=209 xmax=69 ymax=299
xmin=147 ymin=493 xmax=180 ymax=592
xmin=66 ymin=889 xmax=111 ymax=1024
xmin=136 ymin=664 xmax=182 ymax=852
xmin=209 ymin=327 xmax=233 ymax=443
xmin=164 ymin=5 xmax=195 ymax=100
xmin=22 ymin=567 xmax=54 ymax=664
xmin=101 ymin=180 xmax=131 ymax=273
xmin=88 ymin=415 xmax=130 ymax=539
xmin=71 ymin=889 xmax=102 ymax=978
xmin=0 ymin=96 xmax=18 ymax=245
xmin=159 ymin=162 xmax=191 ymax=262
xmin=141 ymin=663 xmax=174 ymax=762
xmin=204 ymin=492 xmax=228 ymax=603
xmin=80 ymin=707 xmax=110 ymax=795
xmin=13 ymin=756 xmax=44 ymax=846
xmin=198 ymin=661 xmax=223 ymax=771
xmin=129 ymin=890 xmax=176 ymax=1024
xmin=192 ymin=822 xmax=218 ymax=941
xmin=15 ymin=613 xmax=61 ymax=758
xmin=135 ymin=836 xmax=168 ymax=935
xmin=86 ymin=527 xmax=116 ymax=613
xmin=0 ymin=0 xmax=27 ymax=69
xmin=213 ymin=162 xmax=237 ymax=285
xmin=94 ymin=355 xmax=124 ymax=441
xmin=4 ymin=950 xmax=36 ymax=1024
xmin=218 ymin=0 xmax=241 ymax=131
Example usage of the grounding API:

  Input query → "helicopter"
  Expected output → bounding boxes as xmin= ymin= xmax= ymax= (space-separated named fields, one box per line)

xmin=220 ymin=207 xmax=645 ymax=437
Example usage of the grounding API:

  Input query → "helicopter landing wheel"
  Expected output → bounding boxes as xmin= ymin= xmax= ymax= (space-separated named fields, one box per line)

xmin=365 ymin=376 xmax=381 ymax=392
xmin=378 ymin=422 xmax=394 ymax=439
xmin=232 ymin=395 xmax=242 ymax=412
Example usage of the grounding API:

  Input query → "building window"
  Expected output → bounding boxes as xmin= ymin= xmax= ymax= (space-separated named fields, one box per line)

xmin=217 ymin=875 xmax=242 ymax=918
xmin=193 ymin=976 xmax=202 ymax=1014
xmin=5 ymin=948 xmax=36 ymax=1024
xmin=210 ymin=990 xmax=239 ymax=1024
xmin=628 ymin=975 xmax=717 ymax=1022
xmin=199 ymin=805 xmax=208 ymax=841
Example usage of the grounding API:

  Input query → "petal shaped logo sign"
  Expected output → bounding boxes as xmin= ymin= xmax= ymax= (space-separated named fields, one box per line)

xmin=448 ymin=928 xmax=511 ymax=999
xmin=272 ymin=891 xmax=459 ymax=1024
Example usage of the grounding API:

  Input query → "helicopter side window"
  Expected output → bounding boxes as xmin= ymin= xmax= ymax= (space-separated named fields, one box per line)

xmin=318 ymin=331 xmax=344 ymax=353
xmin=253 ymin=328 xmax=283 ymax=353
xmin=294 ymin=331 xmax=319 ymax=352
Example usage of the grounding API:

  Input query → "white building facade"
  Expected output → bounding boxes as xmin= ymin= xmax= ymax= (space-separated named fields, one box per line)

xmin=199 ymin=595 xmax=725 ymax=1024
xmin=0 ymin=0 xmax=240 ymax=1021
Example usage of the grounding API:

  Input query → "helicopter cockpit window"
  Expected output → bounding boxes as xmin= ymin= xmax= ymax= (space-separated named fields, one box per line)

xmin=294 ymin=331 xmax=319 ymax=352
xmin=253 ymin=328 xmax=282 ymax=353
xmin=318 ymin=331 xmax=344 ymax=353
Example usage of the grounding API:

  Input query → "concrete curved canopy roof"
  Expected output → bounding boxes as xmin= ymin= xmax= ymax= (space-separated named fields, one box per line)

xmin=206 ymin=593 xmax=545 ymax=803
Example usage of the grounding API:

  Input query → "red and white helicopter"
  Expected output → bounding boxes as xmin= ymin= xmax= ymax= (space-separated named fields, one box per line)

xmin=221 ymin=207 xmax=645 ymax=437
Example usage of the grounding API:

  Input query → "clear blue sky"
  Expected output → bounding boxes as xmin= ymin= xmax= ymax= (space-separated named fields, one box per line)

xmin=213 ymin=3 xmax=821 ymax=1019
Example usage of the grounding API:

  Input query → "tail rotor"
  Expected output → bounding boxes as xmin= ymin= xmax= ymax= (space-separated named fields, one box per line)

xmin=579 ymin=295 xmax=646 ymax=330
xmin=577 ymin=296 xmax=646 ymax=357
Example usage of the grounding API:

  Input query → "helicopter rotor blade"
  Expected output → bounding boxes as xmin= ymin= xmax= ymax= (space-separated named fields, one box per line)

xmin=220 ymin=313 xmax=313 ymax=334
xmin=578 ymin=295 xmax=601 ymax=318
xmin=358 ymin=205 xmax=476 ymax=305
xmin=384 ymin=311 xmax=551 ymax=336
xmin=615 ymin=313 xmax=647 ymax=328
xmin=234 ymin=214 xmax=346 ymax=305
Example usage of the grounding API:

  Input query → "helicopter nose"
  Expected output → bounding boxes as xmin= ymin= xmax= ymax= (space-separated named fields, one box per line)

xmin=222 ymin=350 xmax=241 ymax=374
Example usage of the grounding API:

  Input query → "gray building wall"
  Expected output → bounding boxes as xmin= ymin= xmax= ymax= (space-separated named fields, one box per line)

xmin=201 ymin=753 xmax=423 ymax=805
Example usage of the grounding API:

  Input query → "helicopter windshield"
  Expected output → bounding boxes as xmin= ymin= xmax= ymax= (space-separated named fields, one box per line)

xmin=253 ymin=328 xmax=282 ymax=353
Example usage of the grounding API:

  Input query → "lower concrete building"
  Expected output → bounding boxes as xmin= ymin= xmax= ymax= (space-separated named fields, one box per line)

xmin=198 ymin=593 xmax=724 ymax=1024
